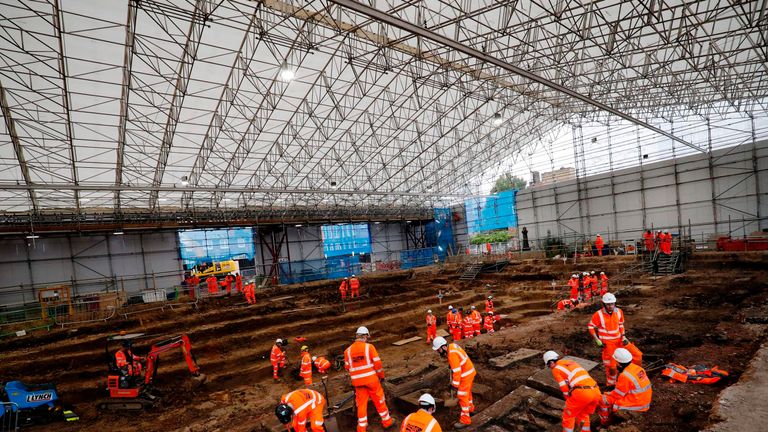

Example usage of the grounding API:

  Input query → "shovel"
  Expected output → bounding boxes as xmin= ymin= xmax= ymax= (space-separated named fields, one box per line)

xmin=444 ymin=387 xmax=459 ymax=408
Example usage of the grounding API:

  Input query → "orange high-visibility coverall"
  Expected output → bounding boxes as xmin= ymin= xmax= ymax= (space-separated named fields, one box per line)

xmin=595 ymin=235 xmax=605 ymax=256
xmin=470 ymin=310 xmax=482 ymax=336
xmin=271 ymin=344 xmax=286 ymax=379
xmin=244 ymin=283 xmax=256 ymax=304
xmin=426 ymin=314 xmax=437 ymax=343
xmin=483 ymin=315 xmax=494 ymax=333
xmin=590 ymin=276 xmax=599 ymax=297
xmin=350 ymin=277 xmax=360 ymax=298
xmin=598 ymin=363 xmax=652 ymax=424
xmin=447 ymin=311 xmax=462 ymax=341
xmin=551 ymin=358 xmax=602 ymax=432
xmin=206 ymin=276 xmax=218 ymax=294
xmin=462 ymin=316 xmax=475 ymax=339
xmin=235 ymin=274 xmax=243 ymax=293
xmin=485 ymin=299 xmax=494 ymax=315
xmin=400 ymin=408 xmax=442 ymax=432
xmin=224 ymin=274 xmax=234 ymax=294
xmin=643 ymin=231 xmax=654 ymax=252
xmin=447 ymin=343 xmax=476 ymax=425
xmin=588 ymin=307 xmax=626 ymax=386
xmin=313 ymin=356 xmax=331 ymax=374
xmin=281 ymin=389 xmax=326 ymax=432
xmin=568 ymin=277 xmax=580 ymax=302
xmin=600 ymin=274 xmax=609 ymax=296
xmin=339 ymin=280 xmax=348 ymax=301
xmin=344 ymin=340 xmax=393 ymax=432
xmin=115 ymin=349 xmax=143 ymax=376
xmin=300 ymin=351 xmax=313 ymax=386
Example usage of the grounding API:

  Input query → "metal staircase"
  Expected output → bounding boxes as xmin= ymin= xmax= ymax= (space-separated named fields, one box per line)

xmin=459 ymin=262 xmax=483 ymax=281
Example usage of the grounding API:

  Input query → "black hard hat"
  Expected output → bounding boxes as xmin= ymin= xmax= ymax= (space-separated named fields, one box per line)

xmin=275 ymin=403 xmax=294 ymax=424
xmin=121 ymin=340 xmax=132 ymax=348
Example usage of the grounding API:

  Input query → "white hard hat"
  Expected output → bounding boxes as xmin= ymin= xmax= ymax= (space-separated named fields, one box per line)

xmin=583 ymin=272 xmax=589 ymax=275
xmin=427 ymin=309 xmax=432 ymax=314
xmin=344 ymin=277 xmax=349 ymax=279
xmin=311 ymin=356 xmax=317 ymax=361
xmin=431 ymin=336 xmax=448 ymax=351
xmin=356 ymin=326 xmax=370 ymax=335
xmin=418 ymin=393 xmax=436 ymax=407
xmin=275 ymin=338 xmax=283 ymax=344
xmin=602 ymin=293 xmax=617 ymax=304
xmin=591 ymin=271 xmax=595 ymax=274
xmin=448 ymin=305 xmax=453 ymax=310
xmin=613 ymin=348 xmax=632 ymax=364
xmin=600 ymin=271 xmax=605 ymax=275
xmin=471 ymin=305 xmax=476 ymax=310
xmin=572 ymin=274 xmax=578 ymax=278
xmin=597 ymin=234 xmax=601 ymax=236
xmin=352 ymin=274 xmax=356 ymax=277
xmin=488 ymin=295 xmax=493 ymax=299
xmin=543 ymin=351 xmax=559 ymax=365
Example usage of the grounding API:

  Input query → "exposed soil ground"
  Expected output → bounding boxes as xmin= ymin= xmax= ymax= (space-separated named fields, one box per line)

xmin=1 ymin=252 xmax=766 ymax=432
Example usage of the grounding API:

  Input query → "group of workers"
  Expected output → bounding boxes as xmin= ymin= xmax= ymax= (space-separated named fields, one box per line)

xmin=643 ymin=230 xmax=674 ymax=254
xmin=185 ymin=272 xmax=257 ymax=304
xmin=339 ymin=275 xmax=361 ymax=301
xmin=546 ymin=291 xmax=652 ymax=431
xmin=443 ymin=296 xmax=496 ymax=342
xmin=270 ymin=339 xmax=332 ymax=384
xmin=560 ymin=271 xmax=609 ymax=309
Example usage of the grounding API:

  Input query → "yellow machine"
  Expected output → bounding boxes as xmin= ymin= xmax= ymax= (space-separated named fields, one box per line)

xmin=191 ymin=260 xmax=239 ymax=278
xmin=38 ymin=285 xmax=73 ymax=320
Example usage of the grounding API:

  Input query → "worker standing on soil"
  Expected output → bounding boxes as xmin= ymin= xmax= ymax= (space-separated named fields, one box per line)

xmin=224 ymin=273 xmax=235 ymax=295
xmin=244 ymin=282 xmax=256 ymax=304
xmin=271 ymin=339 xmax=287 ymax=381
xmin=339 ymin=277 xmax=349 ymax=301
xmin=426 ymin=309 xmax=437 ymax=344
xmin=580 ymin=272 xmax=589 ymax=302
xmin=344 ymin=326 xmax=395 ymax=432
xmin=448 ymin=308 xmax=462 ymax=341
xmin=470 ymin=306 xmax=482 ymax=336
xmin=350 ymin=274 xmax=360 ymax=298
xmin=543 ymin=351 xmax=601 ymax=432
xmin=485 ymin=295 xmax=494 ymax=316
xmin=598 ymin=348 xmax=652 ymax=426
xmin=595 ymin=234 xmax=605 ymax=256
xmin=300 ymin=345 xmax=313 ymax=386
xmin=312 ymin=356 xmax=331 ymax=376
xmin=483 ymin=312 xmax=495 ymax=333
xmin=206 ymin=275 xmax=218 ymax=294
xmin=462 ymin=311 xmax=475 ymax=339
xmin=588 ymin=293 xmax=625 ymax=386
xmin=275 ymin=388 xmax=326 ymax=432
xmin=599 ymin=272 xmax=609 ymax=296
xmin=590 ymin=271 xmax=599 ymax=300
xmin=235 ymin=272 xmax=243 ymax=293
xmin=568 ymin=274 xmax=580 ymax=303
xmin=432 ymin=336 xmax=475 ymax=429
xmin=400 ymin=393 xmax=442 ymax=432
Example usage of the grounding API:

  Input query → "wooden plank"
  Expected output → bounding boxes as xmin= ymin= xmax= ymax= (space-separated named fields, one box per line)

xmin=436 ymin=329 xmax=450 ymax=337
xmin=392 ymin=336 xmax=422 ymax=346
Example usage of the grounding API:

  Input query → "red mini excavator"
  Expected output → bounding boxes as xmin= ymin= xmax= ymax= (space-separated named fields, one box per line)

xmin=97 ymin=333 xmax=205 ymax=411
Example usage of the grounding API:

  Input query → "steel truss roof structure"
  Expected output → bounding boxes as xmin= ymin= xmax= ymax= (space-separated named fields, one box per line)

xmin=0 ymin=0 xmax=766 ymax=230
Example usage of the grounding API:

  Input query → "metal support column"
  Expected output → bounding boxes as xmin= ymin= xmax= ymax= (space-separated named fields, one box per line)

xmin=636 ymin=126 xmax=648 ymax=230
xmin=670 ymin=120 xmax=683 ymax=231
xmin=606 ymin=124 xmax=619 ymax=240
xmin=751 ymin=114 xmax=763 ymax=231
xmin=707 ymin=118 xmax=718 ymax=233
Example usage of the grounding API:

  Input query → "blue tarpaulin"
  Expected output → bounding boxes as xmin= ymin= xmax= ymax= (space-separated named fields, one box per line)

xmin=401 ymin=247 xmax=439 ymax=269
xmin=465 ymin=190 xmax=518 ymax=234
xmin=321 ymin=223 xmax=372 ymax=258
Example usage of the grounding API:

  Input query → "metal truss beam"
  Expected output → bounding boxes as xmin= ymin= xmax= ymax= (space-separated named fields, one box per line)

xmin=149 ymin=0 xmax=213 ymax=210
xmin=328 ymin=0 xmax=705 ymax=153
xmin=114 ymin=0 xmax=138 ymax=211
xmin=0 ymin=83 xmax=37 ymax=212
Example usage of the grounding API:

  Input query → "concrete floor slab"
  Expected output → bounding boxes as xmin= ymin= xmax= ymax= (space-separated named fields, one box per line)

xmin=526 ymin=356 xmax=600 ymax=398
xmin=705 ymin=342 xmax=768 ymax=431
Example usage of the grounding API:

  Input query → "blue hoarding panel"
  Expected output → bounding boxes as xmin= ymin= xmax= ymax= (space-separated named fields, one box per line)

xmin=321 ymin=223 xmax=372 ymax=258
xmin=178 ymin=228 xmax=254 ymax=267
xmin=464 ymin=190 xmax=518 ymax=234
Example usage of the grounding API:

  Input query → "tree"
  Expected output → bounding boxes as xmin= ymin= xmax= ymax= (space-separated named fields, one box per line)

xmin=491 ymin=173 xmax=527 ymax=194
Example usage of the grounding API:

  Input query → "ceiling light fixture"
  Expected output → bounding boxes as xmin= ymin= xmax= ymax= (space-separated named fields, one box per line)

xmin=279 ymin=60 xmax=295 ymax=81
xmin=180 ymin=176 xmax=189 ymax=186
xmin=113 ymin=230 xmax=124 ymax=235
xmin=26 ymin=234 xmax=40 ymax=239
xmin=493 ymin=112 xmax=503 ymax=126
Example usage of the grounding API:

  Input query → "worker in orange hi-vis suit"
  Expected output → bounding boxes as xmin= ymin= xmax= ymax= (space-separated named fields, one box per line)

xmin=543 ymin=351 xmax=601 ymax=432
xmin=400 ymin=393 xmax=443 ymax=432
xmin=568 ymin=274 xmax=580 ymax=302
xmin=595 ymin=234 xmax=605 ymax=256
xmin=425 ymin=310 xmax=437 ymax=344
xmin=432 ymin=337 xmax=475 ymax=429
xmin=598 ymin=348 xmax=652 ymax=426
xmin=224 ymin=274 xmax=235 ymax=295
xmin=300 ymin=345 xmax=313 ymax=386
xmin=483 ymin=312 xmax=495 ymax=333
xmin=600 ymin=272 xmax=609 ymax=296
xmin=206 ymin=275 xmax=218 ymax=294
xmin=339 ymin=277 xmax=349 ymax=301
xmin=469 ymin=306 xmax=482 ymax=336
xmin=588 ymin=293 xmax=626 ymax=386
xmin=344 ymin=326 xmax=394 ymax=432
xmin=235 ymin=273 xmax=243 ymax=293
xmin=461 ymin=312 xmax=475 ymax=339
xmin=448 ymin=307 xmax=462 ymax=341
xmin=484 ymin=294 xmax=494 ymax=315
xmin=643 ymin=230 xmax=654 ymax=253
xmin=312 ymin=356 xmax=331 ymax=375
xmin=271 ymin=339 xmax=287 ymax=381
xmin=590 ymin=271 xmax=600 ymax=298
xmin=244 ymin=282 xmax=256 ymax=304
xmin=275 ymin=388 xmax=326 ymax=432
xmin=349 ymin=274 xmax=360 ymax=298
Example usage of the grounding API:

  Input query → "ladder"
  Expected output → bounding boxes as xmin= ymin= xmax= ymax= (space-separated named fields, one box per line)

xmin=459 ymin=262 xmax=483 ymax=281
